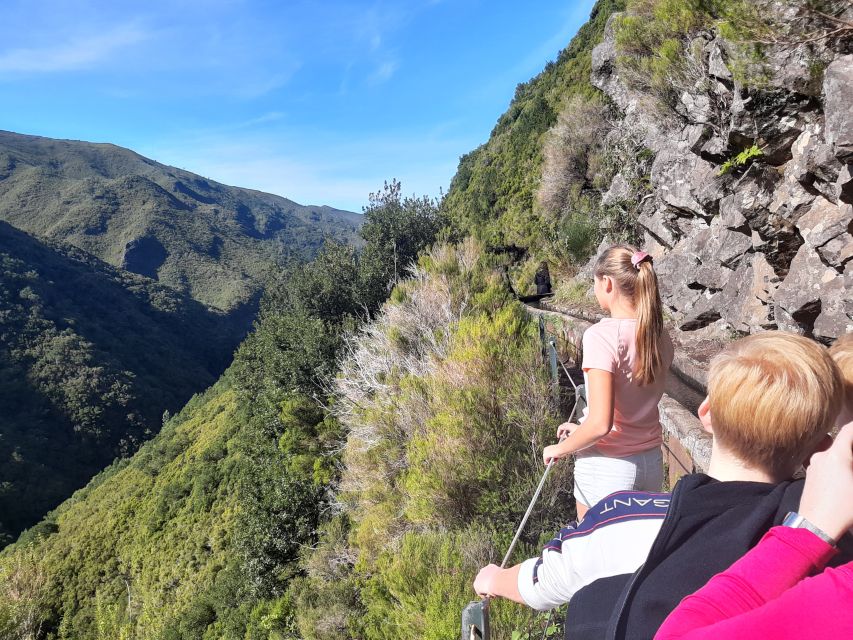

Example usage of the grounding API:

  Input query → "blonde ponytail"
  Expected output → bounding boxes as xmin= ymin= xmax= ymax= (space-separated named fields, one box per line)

xmin=593 ymin=245 xmax=665 ymax=385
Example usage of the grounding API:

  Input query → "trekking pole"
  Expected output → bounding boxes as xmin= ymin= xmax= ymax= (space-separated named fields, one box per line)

xmin=461 ymin=361 xmax=584 ymax=640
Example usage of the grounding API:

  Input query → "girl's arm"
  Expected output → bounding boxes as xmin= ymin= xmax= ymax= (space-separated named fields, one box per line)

xmin=655 ymin=527 xmax=850 ymax=640
xmin=544 ymin=369 xmax=613 ymax=463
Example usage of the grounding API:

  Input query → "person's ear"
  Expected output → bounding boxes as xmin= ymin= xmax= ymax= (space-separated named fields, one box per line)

xmin=803 ymin=433 xmax=834 ymax=469
xmin=698 ymin=397 xmax=713 ymax=435
xmin=603 ymin=275 xmax=614 ymax=294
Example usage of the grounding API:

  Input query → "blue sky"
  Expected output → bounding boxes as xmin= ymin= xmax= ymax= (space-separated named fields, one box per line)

xmin=0 ymin=0 xmax=596 ymax=212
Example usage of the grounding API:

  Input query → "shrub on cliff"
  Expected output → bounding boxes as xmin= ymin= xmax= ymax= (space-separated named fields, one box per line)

xmin=292 ymin=241 xmax=573 ymax=637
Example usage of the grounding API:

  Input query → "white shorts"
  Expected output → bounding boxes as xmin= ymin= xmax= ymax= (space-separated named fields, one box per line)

xmin=573 ymin=446 xmax=664 ymax=508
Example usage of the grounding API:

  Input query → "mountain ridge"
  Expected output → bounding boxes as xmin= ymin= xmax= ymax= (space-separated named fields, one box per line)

xmin=0 ymin=129 xmax=362 ymax=310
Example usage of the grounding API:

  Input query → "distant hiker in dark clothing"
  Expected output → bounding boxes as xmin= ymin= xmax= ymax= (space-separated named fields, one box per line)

xmin=473 ymin=332 xmax=851 ymax=638
xmin=534 ymin=261 xmax=552 ymax=295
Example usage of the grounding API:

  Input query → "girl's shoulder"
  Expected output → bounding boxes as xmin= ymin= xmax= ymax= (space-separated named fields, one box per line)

xmin=584 ymin=317 xmax=636 ymax=338
xmin=583 ymin=318 xmax=628 ymax=354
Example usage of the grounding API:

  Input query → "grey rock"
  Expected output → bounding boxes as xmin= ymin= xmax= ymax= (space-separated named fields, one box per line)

xmin=770 ymin=168 xmax=817 ymax=221
xmin=707 ymin=40 xmax=732 ymax=80
xmin=680 ymin=91 xmax=712 ymax=124
xmin=652 ymin=150 xmax=723 ymax=218
xmin=775 ymin=242 xmax=844 ymax=335
xmin=812 ymin=265 xmax=853 ymax=342
xmin=639 ymin=211 xmax=677 ymax=250
xmin=824 ymin=55 xmax=853 ymax=162
xmin=797 ymin=195 xmax=846 ymax=244
xmin=718 ymin=252 xmax=779 ymax=333
xmin=656 ymin=248 xmax=705 ymax=312
xmin=788 ymin=124 xmax=842 ymax=201
xmin=838 ymin=163 xmax=853 ymax=205
xmin=752 ymin=229 xmax=768 ymax=252
xmin=699 ymin=135 xmax=728 ymax=163
xmin=679 ymin=293 xmax=723 ymax=331
xmin=685 ymin=124 xmax=711 ymax=155
xmin=660 ymin=219 xmax=748 ymax=295
xmin=643 ymin=231 xmax=669 ymax=259
xmin=602 ymin=173 xmax=632 ymax=206
xmin=718 ymin=195 xmax=748 ymax=230
xmin=797 ymin=197 xmax=853 ymax=262
xmin=707 ymin=214 xmax=753 ymax=269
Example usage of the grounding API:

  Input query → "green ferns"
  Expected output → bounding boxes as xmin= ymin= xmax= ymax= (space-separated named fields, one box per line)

xmin=718 ymin=143 xmax=763 ymax=174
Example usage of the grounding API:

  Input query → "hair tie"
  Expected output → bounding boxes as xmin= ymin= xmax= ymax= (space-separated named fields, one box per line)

xmin=631 ymin=251 xmax=651 ymax=270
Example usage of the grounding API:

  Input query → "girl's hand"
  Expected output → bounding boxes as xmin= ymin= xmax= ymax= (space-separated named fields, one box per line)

xmin=556 ymin=421 xmax=579 ymax=439
xmin=543 ymin=443 xmax=568 ymax=465
xmin=473 ymin=564 xmax=501 ymax=596
xmin=799 ymin=421 xmax=853 ymax=542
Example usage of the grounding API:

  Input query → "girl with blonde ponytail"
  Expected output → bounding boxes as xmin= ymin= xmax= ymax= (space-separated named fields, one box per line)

xmin=543 ymin=244 xmax=673 ymax=519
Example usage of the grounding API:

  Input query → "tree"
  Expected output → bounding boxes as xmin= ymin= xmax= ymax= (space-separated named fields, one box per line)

xmin=358 ymin=180 xmax=443 ymax=312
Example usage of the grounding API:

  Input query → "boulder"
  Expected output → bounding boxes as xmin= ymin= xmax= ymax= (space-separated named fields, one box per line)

xmin=655 ymin=248 xmax=705 ymax=314
xmin=718 ymin=252 xmax=779 ymax=333
xmin=706 ymin=214 xmax=753 ymax=269
xmin=796 ymin=197 xmax=853 ymax=268
xmin=788 ymin=124 xmax=840 ymax=201
xmin=718 ymin=195 xmax=748 ymax=230
xmin=823 ymin=55 xmax=853 ymax=162
xmin=680 ymin=91 xmax=712 ymax=124
xmin=679 ymin=292 xmax=723 ymax=331
xmin=811 ymin=264 xmax=853 ymax=342
xmin=775 ymin=242 xmax=845 ymax=336
xmin=602 ymin=173 xmax=632 ymax=206
xmin=706 ymin=40 xmax=732 ymax=81
xmin=652 ymin=151 xmax=724 ymax=218
xmin=638 ymin=205 xmax=680 ymax=249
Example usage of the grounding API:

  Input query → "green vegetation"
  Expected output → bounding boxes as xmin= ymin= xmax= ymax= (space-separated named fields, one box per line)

xmin=291 ymin=241 xmax=571 ymax=638
xmin=0 ymin=180 xmax=441 ymax=639
xmin=0 ymin=130 xmax=362 ymax=311
xmin=0 ymin=221 xmax=242 ymax=546
xmin=612 ymin=0 xmax=847 ymax=99
xmin=717 ymin=143 xmax=763 ymax=174
xmin=441 ymin=0 xmax=626 ymax=253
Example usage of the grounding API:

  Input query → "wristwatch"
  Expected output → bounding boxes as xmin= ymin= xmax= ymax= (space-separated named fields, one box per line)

xmin=782 ymin=512 xmax=837 ymax=547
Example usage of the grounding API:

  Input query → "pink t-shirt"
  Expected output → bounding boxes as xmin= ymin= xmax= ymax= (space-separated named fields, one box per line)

xmin=580 ymin=318 xmax=673 ymax=457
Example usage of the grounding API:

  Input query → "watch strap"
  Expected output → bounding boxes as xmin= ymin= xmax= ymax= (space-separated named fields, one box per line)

xmin=782 ymin=511 xmax=837 ymax=547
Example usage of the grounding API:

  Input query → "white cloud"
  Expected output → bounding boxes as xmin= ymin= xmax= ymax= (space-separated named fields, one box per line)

xmin=368 ymin=60 xmax=399 ymax=85
xmin=0 ymin=23 xmax=151 ymax=73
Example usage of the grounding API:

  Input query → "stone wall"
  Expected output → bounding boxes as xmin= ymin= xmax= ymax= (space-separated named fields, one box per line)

xmin=591 ymin=4 xmax=852 ymax=343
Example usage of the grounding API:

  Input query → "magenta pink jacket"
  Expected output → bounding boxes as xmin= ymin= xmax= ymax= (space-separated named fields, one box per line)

xmin=655 ymin=525 xmax=853 ymax=640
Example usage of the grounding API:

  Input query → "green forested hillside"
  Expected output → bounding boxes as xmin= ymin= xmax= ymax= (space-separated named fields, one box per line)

xmin=291 ymin=241 xmax=570 ymax=638
xmin=0 ymin=130 xmax=362 ymax=311
xmin=0 ymin=183 xmax=442 ymax=639
xmin=442 ymin=0 xmax=625 ymax=252
xmin=0 ymin=221 xmax=242 ymax=545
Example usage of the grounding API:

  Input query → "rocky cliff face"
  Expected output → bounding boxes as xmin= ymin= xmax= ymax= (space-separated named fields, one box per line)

xmin=592 ymin=5 xmax=852 ymax=342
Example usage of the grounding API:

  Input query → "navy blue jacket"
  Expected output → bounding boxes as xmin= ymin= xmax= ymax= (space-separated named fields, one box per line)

xmin=564 ymin=473 xmax=853 ymax=640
